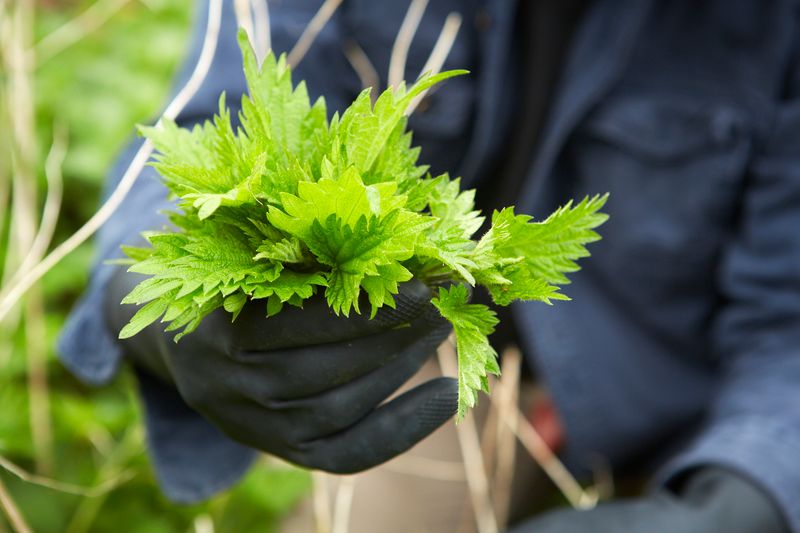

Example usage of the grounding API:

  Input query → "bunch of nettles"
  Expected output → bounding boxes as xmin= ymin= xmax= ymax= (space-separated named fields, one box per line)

xmin=118 ymin=31 xmax=608 ymax=419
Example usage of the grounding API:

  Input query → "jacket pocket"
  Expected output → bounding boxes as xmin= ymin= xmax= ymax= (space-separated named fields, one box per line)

xmin=570 ymin=91 xmax=754 ymax=344
xmin=582 ymin=93 xmax=748 ymax=163
xmin=573 ymin=91 xmax=753 ymax=266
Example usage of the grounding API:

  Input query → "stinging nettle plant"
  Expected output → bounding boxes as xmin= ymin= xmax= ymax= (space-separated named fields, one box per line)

xmin=118 ymin=30 xmax=609 ymax=419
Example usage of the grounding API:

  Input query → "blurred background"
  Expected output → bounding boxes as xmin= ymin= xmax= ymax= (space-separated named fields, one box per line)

xmin=0 ymin=1 xmax=310 ymax=531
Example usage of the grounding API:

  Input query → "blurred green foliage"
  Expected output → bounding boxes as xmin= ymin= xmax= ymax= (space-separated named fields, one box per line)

xmin=0 ymin=1 xmax=310 ymax=531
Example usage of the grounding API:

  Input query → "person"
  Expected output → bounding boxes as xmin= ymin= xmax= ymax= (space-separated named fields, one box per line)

xmin=59 ymin=0 xmax=800 ymax=531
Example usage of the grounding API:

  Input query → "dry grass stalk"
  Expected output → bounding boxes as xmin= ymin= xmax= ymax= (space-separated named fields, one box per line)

xmin=251 ymin=0 xmax=270 ymax=59
xmin=287 ymin=0 xmax=343 ymax=68
xmin=2 ymin=128 xmax=66 ymax=462
xmin=63 ymin=426 xmax=143 ymax=533
xmin=0 ymin=27 xmax=11 ymax=366
xmin=4 ymin=0 xmax=55 ymax=477
xmin=193 ymin=515 xmax=215 ymax=533
xmin=406 ymin=12 xmax=462 ymax=114
xmin=0 ymin=0 xmax=224 ymax=324
xmin=479 ymin=374 xmax=500 ymax=477
xmin=388 ymin=0 xmax=428 ymax=88
xmin=25 ymin=287 xmax=53 ymax=474
xmin=457 ymin=346 xmax=521 ymax=533
xmin=234 ymin=0 xmax=256 ymax=58
xmin=5 ymin=125 xmax=66 ymax=295
xmin=0 ymin=453 xmax=132 ymax=498
xmin=331 ymin=476 xmax=355 ymax=533
xmin=312 ymin=472 xmax=332 ymax=533
xmin=343 ymin=39 xmax=379 ymax=104
xmin=0 ymin=476 xmax=32 ymax=533
xmin=0 ymin=509 xmax=10 ymax=533
xmin=34 ymin=0 xmax=134 ymax=64
xmin=0 ymin=126 xmax=9 ymax=266
xmin=504 ymin=407 xmax=597 ymax=509
xmin=438 ymin=338 xmax=499 ymax=533
xmin=0 ymin=2 xmax=23 ymax=359
xmin=491 ymin=346 xmax=522 ymax=528
xmin=590 ymin=454 xmax=614 ymax=502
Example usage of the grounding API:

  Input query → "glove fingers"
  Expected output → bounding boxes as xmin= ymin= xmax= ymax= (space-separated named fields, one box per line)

xmin=211 ymin=279 xmax=434 ymax=352
xmin=257 ymin=325 xmax=449 ymax=443
xmin=228 ymin=311 xmax=449 ymax=399
xmin=291 ymin=377 xmax=458 ymax=474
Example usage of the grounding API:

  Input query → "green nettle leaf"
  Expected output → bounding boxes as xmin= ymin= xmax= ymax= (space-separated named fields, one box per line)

xmin=431 ymin=285 xmax=500 ymax=420
xmin=120 ymin=30 xmax=609 ymax=419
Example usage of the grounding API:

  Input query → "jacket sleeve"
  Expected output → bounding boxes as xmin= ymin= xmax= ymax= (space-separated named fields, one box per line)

xmin=656 ymin=31 xmax=800 ymax=532
xmin=57 ymin=0 xmax=354 ymax=502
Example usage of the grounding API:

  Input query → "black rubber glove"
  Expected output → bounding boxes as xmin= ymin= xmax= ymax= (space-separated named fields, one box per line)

xmin=508 ymin=467 xmax=788 ymax=533
xmin=104 ymin=267 xmax=457 ymax=473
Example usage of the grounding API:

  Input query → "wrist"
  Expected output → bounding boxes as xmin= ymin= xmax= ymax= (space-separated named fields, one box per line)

xmin=104 ymin=265 xmax=174 ymax=383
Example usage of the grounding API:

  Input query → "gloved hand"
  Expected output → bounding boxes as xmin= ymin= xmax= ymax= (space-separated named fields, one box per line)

xmin=104 ymin=266 xmax=456 ymax=473
xmin=508 ymin=467 xmax=787 ymax=533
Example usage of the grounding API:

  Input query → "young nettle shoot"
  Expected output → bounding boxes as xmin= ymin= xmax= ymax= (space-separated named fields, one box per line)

xmin=119 ymin=31 xmax=608 ymax=419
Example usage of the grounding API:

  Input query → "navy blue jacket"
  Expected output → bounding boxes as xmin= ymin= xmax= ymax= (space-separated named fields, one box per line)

xmin=60 ymin=0 xmax=800 ymax=528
